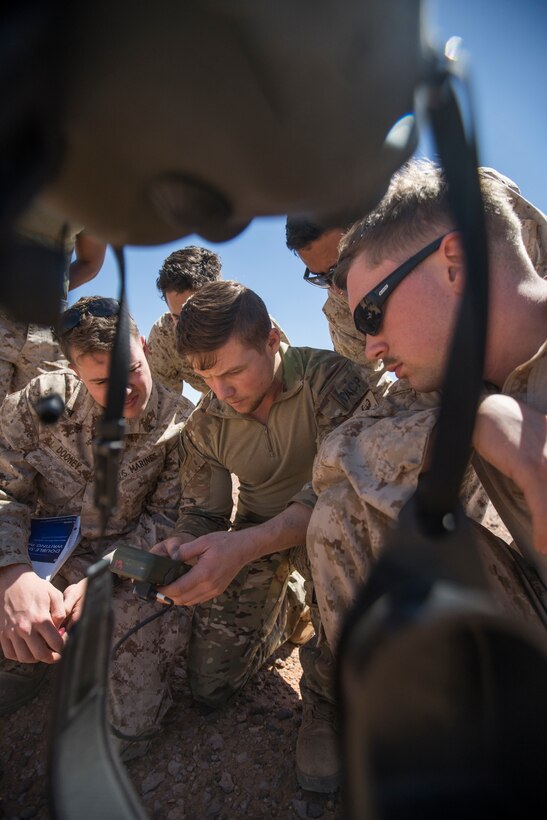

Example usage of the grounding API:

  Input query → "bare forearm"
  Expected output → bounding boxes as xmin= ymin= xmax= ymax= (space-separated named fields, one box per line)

xmin=237 ymin=502 xmax=312 ymax=564
xmin=473 ymin=394 xmax=546 ymax=486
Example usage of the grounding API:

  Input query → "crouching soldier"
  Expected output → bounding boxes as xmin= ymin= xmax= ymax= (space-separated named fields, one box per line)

xmin=151 ymin=281 xmax=383 ymax=791
xmin=0 ymin=296 xmax=193 ymax=759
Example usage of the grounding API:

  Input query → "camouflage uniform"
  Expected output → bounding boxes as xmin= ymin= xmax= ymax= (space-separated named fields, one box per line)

xmin=309 ymin=375 xmax=547 ymax=651
xmin=147 ymin=312 xmax=209 ymax=394
xmin=175 ymin=343 xmax=379 ymax=707
xmin=0 ymin=203 xmax=84 ymax=403
xmin=481 ymin=168 xmax=547 ymax=279
xmin=147 ymin=311 xmax=291 ymax=396
xmin=0 ymin=311 xmax=69 ymax=404
xmin=0 ymin=371 xmax=194 ymax=738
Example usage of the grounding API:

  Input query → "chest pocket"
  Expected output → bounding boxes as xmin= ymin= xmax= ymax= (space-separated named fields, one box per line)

xmin=25 ymin=444 xmax=90 ymax=504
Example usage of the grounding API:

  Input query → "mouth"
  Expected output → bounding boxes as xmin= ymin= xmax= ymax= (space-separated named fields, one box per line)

xmin=124 ymin=393 xmax=139 ymax=408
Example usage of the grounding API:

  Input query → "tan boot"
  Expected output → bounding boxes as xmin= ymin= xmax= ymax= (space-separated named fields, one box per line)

xmin=289 ymin=605 xmax=315 ymax=646
xmin=296 ymin=696 xmax=341 ymax=793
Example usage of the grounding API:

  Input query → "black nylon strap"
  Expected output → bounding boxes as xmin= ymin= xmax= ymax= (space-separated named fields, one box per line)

xmin=93 ymin=247 xmax=129 ymax=530
xmin=416 ymin=68 xmax=489 ymax=531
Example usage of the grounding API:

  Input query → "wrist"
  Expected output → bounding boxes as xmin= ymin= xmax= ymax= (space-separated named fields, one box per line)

xmin=0 ymin=562 xmax=33 ymax=590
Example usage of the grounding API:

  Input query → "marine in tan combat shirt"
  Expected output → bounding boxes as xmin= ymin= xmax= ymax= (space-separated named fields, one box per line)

xmin=150 ymin=280 xmax=380 ymax=793
xmin=0 ymin=296 xmax=193 ymax=759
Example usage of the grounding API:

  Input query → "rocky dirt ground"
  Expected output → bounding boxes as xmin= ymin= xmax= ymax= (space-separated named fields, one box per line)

xmin=0 ymin=640 xmax=342 ymax=819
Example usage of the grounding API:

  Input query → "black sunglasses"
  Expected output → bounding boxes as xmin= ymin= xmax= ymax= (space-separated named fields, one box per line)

xmin=59 ymin=297 xmax=120 ymax=335
xmin=303 ymin=264 xmax=337 ymax=289
xmin=353 ymin=235 xmax=449 ymax=336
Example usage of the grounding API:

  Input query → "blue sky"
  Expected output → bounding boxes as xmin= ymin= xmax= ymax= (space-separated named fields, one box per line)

xmin=71 ymin=0 xmax=546 ymax=404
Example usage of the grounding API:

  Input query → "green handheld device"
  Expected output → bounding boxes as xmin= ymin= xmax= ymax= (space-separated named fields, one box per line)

xmin=107 ymin=544 xmax=190 ymax=586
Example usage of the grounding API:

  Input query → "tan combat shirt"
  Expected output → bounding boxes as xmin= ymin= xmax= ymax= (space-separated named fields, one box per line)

xmin=147 ymin=312 xmax=291 ymax=396
xmin=0 ymin=371 xmax=194 ymax=568
xmin=176 ymin=344 xmax=380 ymax=538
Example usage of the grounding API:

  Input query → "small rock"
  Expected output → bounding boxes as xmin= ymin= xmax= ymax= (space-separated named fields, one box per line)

xmin=209 ymin=732 xmax=224 ymax=751
xmin=257 ymin=780 xmax=270 ymax=798
xmin=276 ymin=707 xmax=293 ymax=720
xmin=235 ymin=712 xmax=247 ymax=724
xmin=292 ymin=798 xmax=308 ymax=818
xmin=308 ymin=801 xmax=325 ymax=818
xmin=167 ymin=759 xmax=182 ymax=778
xmin=141 ymin=772 xmax=165 ymax=794
xmin=172 ymin=782 xmax=187 ymax=798
xmin=206 ymin=798 xmax=223 ymax=816
xmin=218 ymin=771 xmax=234 ymax=794
xmin=274 ymin=658 xmax=286 ymax=668
xmin=235 ymin=751 xmax=248 ymax=764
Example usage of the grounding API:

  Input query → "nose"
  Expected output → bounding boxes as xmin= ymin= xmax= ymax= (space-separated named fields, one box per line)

xmin=364 ymin=334 xmax=388 ymax=362
xmin=212 ymin=380 xmax=234 ymax=402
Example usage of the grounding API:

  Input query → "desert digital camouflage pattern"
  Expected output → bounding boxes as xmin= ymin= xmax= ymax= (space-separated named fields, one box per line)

xmin=175 ymin=344 xmax=379 ymax=705
xmin=481 ymin=168 xmax=547 ymax=279
xmin=308 ymin=378 xmax=546 ymax=650
xmin=0 ymin=372 xmax=193 ymax=738
xmin=147 ymin=311 xmax=291 ymax=396
xmin=147 ymin=311 xmax=209 ymax=394
xmin=0 ymin=311 xmax=69 ymax=404
xmin=0 ymin=372 xmax=193 ymax=567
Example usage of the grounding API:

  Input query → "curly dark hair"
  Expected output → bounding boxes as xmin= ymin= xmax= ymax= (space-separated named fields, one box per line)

xmin=156 ymin=246 xmax=222 ymax=297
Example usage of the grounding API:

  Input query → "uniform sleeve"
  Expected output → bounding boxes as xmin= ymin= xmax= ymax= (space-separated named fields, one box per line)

xmin=174 ymin=419 xmax=234 ymax=538
xmin=0 ymin=359 xmax=15 ymax=406
xmin=0 ymin=389 xmax=40 ymax=568
xmin=0 ymin=312 xmax=26 ymax=404
xmin=147 ymin=319 xmax=185 ymax=394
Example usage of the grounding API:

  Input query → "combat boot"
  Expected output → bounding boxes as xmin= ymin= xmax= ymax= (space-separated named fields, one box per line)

xmin=296 ymin=693 xmax=341 ymax=793
xmin=0 ymin=660 xmax=49 ymax=715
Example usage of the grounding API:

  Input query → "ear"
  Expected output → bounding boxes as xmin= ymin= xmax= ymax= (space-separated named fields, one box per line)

xmin=267 ymin=326 xmax=281 ymax=354
xmin=441 ymin=232 xmax=466 ymax=295
xmin=140 ymin=334 xmax=149 ymax=357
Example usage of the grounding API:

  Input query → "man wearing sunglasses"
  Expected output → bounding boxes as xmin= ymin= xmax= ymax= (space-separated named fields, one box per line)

xmin=285 ymin=217 xmax=387 ymax=389
xmin=306 ymin=159 xmax=547 ymax=652
xmin=0 ymin=296 xmax=194 ymax=758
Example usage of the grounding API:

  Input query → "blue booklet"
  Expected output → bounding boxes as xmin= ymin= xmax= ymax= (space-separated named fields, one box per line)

xmin=28 ymin=515 xmax=81 ymax=581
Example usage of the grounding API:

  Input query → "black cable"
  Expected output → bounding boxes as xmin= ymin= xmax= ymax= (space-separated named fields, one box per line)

xmin=111 ymin=600 xmax=174 ymax=659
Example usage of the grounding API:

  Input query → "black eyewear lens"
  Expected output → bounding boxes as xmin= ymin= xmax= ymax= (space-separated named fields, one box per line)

xmin=303 ymin=265 xmax=337 ymax=289
xmin=353 ymin=235 xmax=449 ymax=336
xmin=59 ymin=297 xmax=120 ymax=335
